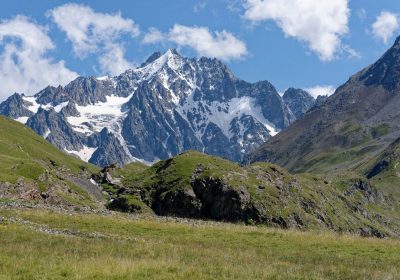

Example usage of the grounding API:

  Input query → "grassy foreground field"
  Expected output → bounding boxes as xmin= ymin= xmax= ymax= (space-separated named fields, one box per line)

xmin=0 ymin=207 xmax=399 ymax=280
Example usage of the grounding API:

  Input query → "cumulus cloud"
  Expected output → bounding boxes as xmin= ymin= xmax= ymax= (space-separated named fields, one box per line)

xmin=243 ymin=0 xmax=350 ymax=61
xmin=143 ymin=27 xmax=164 ymax=44
xmin=143 ymin=24 xmax=247 ymax=61
xmin=372 ymin=11 xmax=399 ymax=44
xmin=0 ymin=15 xmax=77 ymax=101
xmin=48 ymin=3 xmax=139 ymax=75
xmin=305 ymin=85 xmax=336 ymax=98
xmin=98 ymin=44 xmax=134 ymax=76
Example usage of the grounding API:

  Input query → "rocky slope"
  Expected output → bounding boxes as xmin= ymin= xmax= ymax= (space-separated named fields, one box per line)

xmin=96 ymin=151 xmax=400 ymax=237
xmin=0 ymin=50 xmax=316 ymax=166
xmin=0 ymin=116 xmax=103 ymax=208
xmin=246 ymin=36 xmax=400 ymax=173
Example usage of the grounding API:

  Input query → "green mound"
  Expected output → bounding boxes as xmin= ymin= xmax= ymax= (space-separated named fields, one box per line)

xmin=103 ymin=151 xmax=400 ymax=237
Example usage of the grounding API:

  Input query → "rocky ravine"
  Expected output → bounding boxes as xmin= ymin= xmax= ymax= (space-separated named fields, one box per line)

xmin=0 ymin=49 xmax=318 ymax=166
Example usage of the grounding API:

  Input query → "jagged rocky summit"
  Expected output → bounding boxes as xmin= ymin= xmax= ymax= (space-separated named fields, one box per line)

xmin=0 ymin=49 xmax=316 ymax=166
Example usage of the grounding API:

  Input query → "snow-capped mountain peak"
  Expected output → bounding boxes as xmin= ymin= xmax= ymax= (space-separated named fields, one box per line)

xmin=0 ymin=50 xmax=315 ymax=166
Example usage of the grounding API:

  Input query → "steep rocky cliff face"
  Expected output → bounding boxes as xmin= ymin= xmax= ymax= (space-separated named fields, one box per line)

xmin=0 ymin=50 xmax=315 ymax=166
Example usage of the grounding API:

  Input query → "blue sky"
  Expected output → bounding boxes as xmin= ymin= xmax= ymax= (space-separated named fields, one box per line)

xmin=0 ymin=0 xmax=399 ymax=100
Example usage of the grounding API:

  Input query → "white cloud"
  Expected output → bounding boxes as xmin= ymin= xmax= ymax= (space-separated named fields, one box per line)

xmin=98 ymin=44 xmax=134 ymax=76
xmin=143 ymin=24 xmax=247 ymax=61
xmin=243 ymin=0 xmax=350 ymax=61
xmin=143 ymin=27 xmax=165 ymax=44
xmin=48 ymin=3 xmax=139 ymax=75
xmin=305 ymin=85 xmax=336 ymax=98
xmin=0 ymin=15 xmax=77 ymax=101
xmin=372 ymin=11 xmax=399 ymax=44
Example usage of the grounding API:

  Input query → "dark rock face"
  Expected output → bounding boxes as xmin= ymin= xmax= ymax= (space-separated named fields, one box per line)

xmin=283 ymin=88 xmax=315 ymax=119
xmin=247 ymin=36 xmax=400 ymax=172
xmin=35 ymin=78 xmax=120 ymax=106
xmin=360 ymin=36 xmax=400 ymax=91
xmin=191 ymin=177 xmax=255 ymax=222
xmin=314 ymin=95 xmax=328 ymax=107
xmin=366 ymin=160 xmax=390 ymax=179
xmin=140 ymin=51 xmax=163 ymax=67
xmin=1 ymin=49 xmax=312 ymax=166
xmin=89 ymin=128 xmax=131 ymax=167
xmin=60 ymin=102 xmax=80 ymax=117
xmin=132 ymin=175 xmax=262 ymax=223
xmin=345 ymin=179 xmax=383 ymax=204
xmin=27 ymin=107 xmax=85 ymax=151
xmin=152 ymin=188 xmax=203 ymax=218
xmin=0 ymin=93 xmax=33 ymax=119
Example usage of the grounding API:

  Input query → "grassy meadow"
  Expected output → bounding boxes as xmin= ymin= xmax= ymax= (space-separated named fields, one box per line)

xmin=0 ymin=207 xmax=399 ymax=280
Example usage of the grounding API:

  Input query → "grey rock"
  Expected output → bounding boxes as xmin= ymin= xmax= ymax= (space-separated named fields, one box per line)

xmin=89 ymin=128 xmax=132 ymax=167
xmin=0 ymin=93 xmax=33 ymax=119
xmin=283 ymin=88 xmax=315 ymax=119
xmin=27 ymin=107 xmax=85 ymax=151
xmin=314 ymin=95 xmax=329 ymax=107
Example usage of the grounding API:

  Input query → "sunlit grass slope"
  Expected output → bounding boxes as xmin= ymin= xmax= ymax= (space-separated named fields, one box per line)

xmin=0 ymin=208 xmax=399 ymax=280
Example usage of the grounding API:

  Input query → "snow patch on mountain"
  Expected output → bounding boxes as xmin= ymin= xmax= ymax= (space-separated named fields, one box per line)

xmin=67 ymin=94 xmax=133 ymax=135
xmin=65 ymin=146 xmax=98 ymax=162
xmin=23 ymin=96 xmax=40 ymax=113
xmin=22 ymin=96 xmax=68 ymax=114
xmin=54 ymin=101 xmax=69 ymax=113
xmin=43 ymin=129 xmax=51 ymax=139
xmin=177 ymin=95 xmax=279 ymax=141
xmin=15 ymin=116 xmax=29 ymax=124
xmin=135 ymin=51 xmax=170 ymax=80
xmin=96 ymin=76 xmax=109 ymax=81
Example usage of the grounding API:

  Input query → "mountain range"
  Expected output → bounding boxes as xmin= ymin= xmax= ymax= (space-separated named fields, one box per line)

xmin=246 ymin=36 xmax=400 ymax=174
xmin=0 ymin=49 xmax=320 ymax=167
xmin=1 ymin=36 xmax=400 ymax=238
xmin=1 ymin=113 xmax=399 ymax=238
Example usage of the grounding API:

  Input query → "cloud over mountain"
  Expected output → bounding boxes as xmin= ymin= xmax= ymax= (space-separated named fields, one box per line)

xmin=243 ymin=0 xmax=350 ymax=61
xmin=48 ymin=3 xmax=140 ymax=75
xmin=143 ymin=24 xmax=247 ymax=61
xmin=372 ymin=11 xmax=399 ymax=44
xmin=0 ymin=15 xmax=77 ymax=101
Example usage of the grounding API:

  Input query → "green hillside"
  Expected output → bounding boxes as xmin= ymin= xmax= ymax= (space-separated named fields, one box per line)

xmin=1 ymin=115 xmax=399 ymax=238
xmin=0 ymin=115 xmax=400 ymax=279
xmin=0 ymin=116 xmax=102 ymax=208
